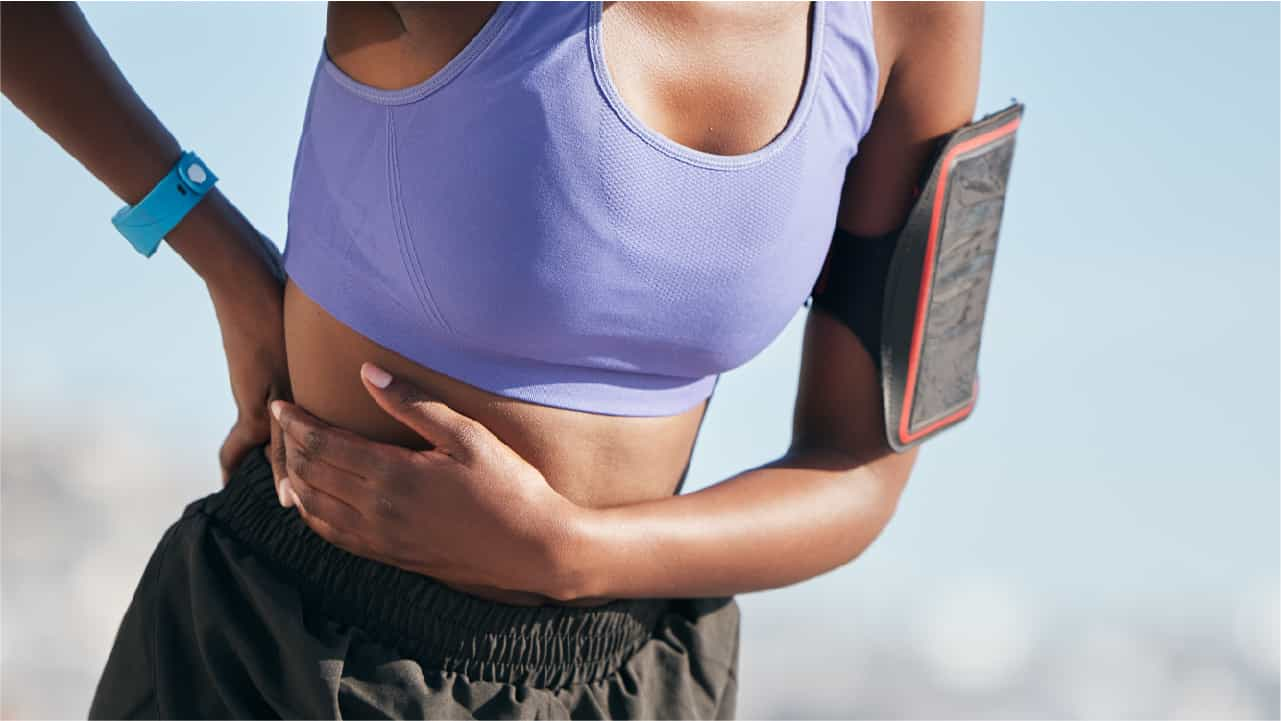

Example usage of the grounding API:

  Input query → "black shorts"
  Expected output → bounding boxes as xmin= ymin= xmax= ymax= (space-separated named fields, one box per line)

xmin=88 ymin=447 xmax=741 ymax=719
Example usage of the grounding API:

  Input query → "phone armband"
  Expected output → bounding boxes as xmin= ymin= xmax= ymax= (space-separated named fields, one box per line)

xmin=812 ymin=102 xmax=1024 ymax=451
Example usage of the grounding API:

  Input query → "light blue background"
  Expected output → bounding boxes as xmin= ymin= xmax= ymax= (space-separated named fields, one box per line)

xmin=3 ymin=2 xmax=1277 ymax=718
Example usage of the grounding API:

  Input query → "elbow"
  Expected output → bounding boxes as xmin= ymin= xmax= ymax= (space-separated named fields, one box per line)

xmin=784 ymin=437 xmax=920 ymax=563
xmin=794 ymin=436 xmax=919 ymax=508
xmin=861 ymin=461 xmax=912 ymax=551
xmin=833 ymin=445 xmax=920 ymax=567
xmin=869 ymin=445 xmax=919 ymax=528
xmin=878 ymin=445 xmax=919 ymax=509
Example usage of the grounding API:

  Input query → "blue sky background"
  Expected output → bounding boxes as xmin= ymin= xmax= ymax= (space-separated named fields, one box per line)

xmin=2 ymin=2 xmax=1278 ymax=718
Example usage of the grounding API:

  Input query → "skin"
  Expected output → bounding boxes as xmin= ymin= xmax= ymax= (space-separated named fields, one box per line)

xmin=0 ymin=2 xmax=291 ymax=485
xmin=1 ymin=2 xmax=981 ymax=606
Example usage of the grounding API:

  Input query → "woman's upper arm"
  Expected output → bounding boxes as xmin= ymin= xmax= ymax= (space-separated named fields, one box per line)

xmin=793 ymin=2 xmax=983 ymax=463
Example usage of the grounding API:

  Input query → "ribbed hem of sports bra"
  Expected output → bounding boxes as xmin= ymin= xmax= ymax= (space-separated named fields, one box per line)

xmin=586 ymin=0 xmax=827 ymax=171
xmin=319 ymin=1 xmax=518 ymax=106
xmin=281 ymin=241 xmax=721 ymax=419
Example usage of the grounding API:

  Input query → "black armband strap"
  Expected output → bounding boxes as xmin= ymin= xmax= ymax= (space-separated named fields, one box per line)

xmin=810 ymin=101 xmax=1024 ymax=452
xmin=809 ymin=227 xmax=897 ymax=369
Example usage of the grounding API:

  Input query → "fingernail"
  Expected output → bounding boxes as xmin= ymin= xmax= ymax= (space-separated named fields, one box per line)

xmin=270 ymin=401 xmax=283 ymax=421
xmin=279 ymin=478 xmax=296 ymax=508
xmin=362 ymin=363 xmax=393 ymax=389
xmin=276 ymin=478 xmax=291 ymax=507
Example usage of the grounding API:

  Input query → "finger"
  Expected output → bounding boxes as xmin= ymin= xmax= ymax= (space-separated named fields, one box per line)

xmin=290 ymin=488 xmax=378 ymax=558
xmin=282 ymin=469 xmax=364 ymax=532
xmin=268 ymin=381 xmax=292 ymax=506
xmin=271 ymin=399 xmax=414 ymax=479
xmin=270 ymin=415 xmax=292 ymax=506
xmin=282 ymin=429 xmax=377 ymax=515
xmin=359 ymin=362 xmax=487 ymax=463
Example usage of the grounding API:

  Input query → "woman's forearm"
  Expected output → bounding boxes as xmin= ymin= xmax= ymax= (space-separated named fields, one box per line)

xmin=558 ymin=446 xmax=918 ymax=601
xmin=0 ymin=3 xmax=180 ymax=202
xmin=0 ymin=2 xmax=272 ymax=289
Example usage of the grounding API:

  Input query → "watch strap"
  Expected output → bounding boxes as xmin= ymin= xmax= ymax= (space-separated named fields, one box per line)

xmin=111 ymin=151 xmax=218 ymax=257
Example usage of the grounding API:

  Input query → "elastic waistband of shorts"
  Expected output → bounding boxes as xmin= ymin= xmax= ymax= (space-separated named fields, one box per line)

xmin=196 ymin=446 xmax=669 ymax=688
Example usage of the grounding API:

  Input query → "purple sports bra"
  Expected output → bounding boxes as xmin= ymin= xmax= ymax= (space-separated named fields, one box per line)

xmin=282 ymin=1 xmax=878 ymax=416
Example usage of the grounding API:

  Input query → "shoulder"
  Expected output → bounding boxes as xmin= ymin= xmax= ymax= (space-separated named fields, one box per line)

xmin=876 ymin=1 xmax=983 ymax=89
xmin=835 ymin=2 xmax=983 ymax=234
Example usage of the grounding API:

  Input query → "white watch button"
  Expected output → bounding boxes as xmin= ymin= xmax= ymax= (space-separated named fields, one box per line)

xmin=186 ymin=163 xmax=208 ymax=184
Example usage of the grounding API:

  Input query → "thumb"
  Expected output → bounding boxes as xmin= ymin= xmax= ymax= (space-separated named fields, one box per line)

xmin=268 ymin=384 xmax=293 ymax=507
xmin=359 ymin=362 xmax=483 ymax=461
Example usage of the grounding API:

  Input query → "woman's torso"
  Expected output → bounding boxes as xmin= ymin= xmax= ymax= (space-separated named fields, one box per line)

xmin=285 ymin=0 xmax=888 ymax=606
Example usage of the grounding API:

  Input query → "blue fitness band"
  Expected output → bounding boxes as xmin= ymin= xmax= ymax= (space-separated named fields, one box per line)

xmin=111 ymin=151 xmax=218 ymax=257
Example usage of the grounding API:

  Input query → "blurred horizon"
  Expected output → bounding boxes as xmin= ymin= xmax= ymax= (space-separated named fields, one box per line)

xmin=3 ymin=2 xmax=1278 ymax=718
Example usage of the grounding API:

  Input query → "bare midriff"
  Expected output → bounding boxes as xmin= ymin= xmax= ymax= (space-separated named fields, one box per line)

xmin=283 ymin=280 xmax=708 ymax=606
